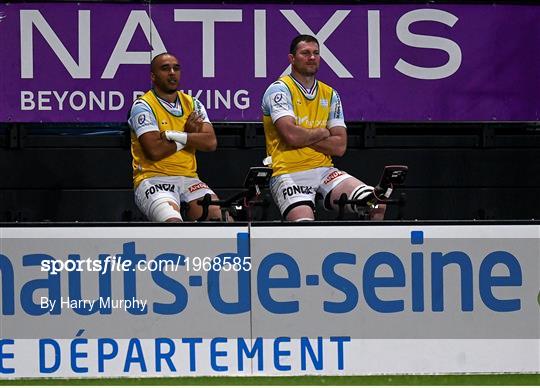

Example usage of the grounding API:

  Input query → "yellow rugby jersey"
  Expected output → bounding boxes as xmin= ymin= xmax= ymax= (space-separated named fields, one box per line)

xmin=263 ymin=75 xmax=334 ymax=176
xmin=131 ymin=90 xmax=197 ymax=188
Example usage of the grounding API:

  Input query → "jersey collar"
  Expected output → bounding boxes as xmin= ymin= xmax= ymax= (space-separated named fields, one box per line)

xmin=152 ymin=90 xmax=184 ymax=117
xmin=288 ymin=75 xmax=319 ymax=100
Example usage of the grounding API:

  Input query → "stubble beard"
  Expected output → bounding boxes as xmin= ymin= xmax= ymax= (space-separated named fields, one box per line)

xmin=301 ymin=68 xmax=318 ymax=77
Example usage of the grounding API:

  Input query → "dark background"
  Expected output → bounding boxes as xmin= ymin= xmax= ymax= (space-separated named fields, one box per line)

xmin=1 ymin=121 xmax=538 ymax=222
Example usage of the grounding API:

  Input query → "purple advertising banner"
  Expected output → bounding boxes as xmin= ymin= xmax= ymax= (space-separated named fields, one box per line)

xmin=0 ymin=3 xmax=539 ymax=122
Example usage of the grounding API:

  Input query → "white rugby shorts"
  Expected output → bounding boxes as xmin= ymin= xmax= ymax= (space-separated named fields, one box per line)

xmin=135 ymin=175 xmax=215 ymax=220
xmin=269 ymin=167 xmax=351 ymax=218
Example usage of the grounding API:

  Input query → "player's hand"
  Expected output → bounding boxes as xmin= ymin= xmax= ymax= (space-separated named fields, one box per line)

xmin=185 ymin=112 xmax=204 ymax=133
xmin=324 ymin=128 xmax=331 ymax=138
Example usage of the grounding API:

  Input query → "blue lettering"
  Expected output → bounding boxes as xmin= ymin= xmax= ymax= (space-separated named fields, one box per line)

xmin=329 ymin=336 xmax=350 ymax=370
xmin=123 ymin=338 xmax=147 ymax=372
xmin=152 ymin=254 xmax=187 ymax=314
xmin=39 ymin=339 xmax=60 ymax=373
xmin=322 ymin=252 xmax=358 ymax=313
xmin=0 ymin=340 xmax=14 ymax=374
xmin=432 ymin=251 xmax=473 ymax=311
xmin=70 ymin=338 xmax=88 ymax=373
xmin=0 ymin=232 xmax=527 ymax=321
xmin=300 ymin=337 xmax=323 ymax=371
xmin=363 ymin=252 xmax=405 ymax=313
xmin=121 ymin=243 xmax=147 ymax=315
xmin=96 ymin=254 xmax=113 ymax=314
xmin=98 ymin=338 xmax=118 ymax=373
xmin=182 ymin=338 xmax=202 ymax=372
xmin=273 ymin=337 xmax=291 ymax=371
xmin=258 ymin=253 xmax=300 ymax=314
xmin=208 ymin=233 xmax=250 ymax=314
xmin=155 ymin=338 xmax=176 ymax=372
xmin=21 ymin=255 xmax=60 ymax=315
xmin=210 ymin=337 xmax=228 ymax=372
xmin=238 ymin=337 xmax=263 ymax=371
xmin=68 ymin=255 xmax=99 ymax=315
xmin=479 ymin=251 xmax=522 ymax=312
xmin=411 ymin=231 xmax=425 ymax=311
xmin=411 ymin=252 xmax=424 ymax=312
xmin=0 ymin=255 xmax=14 ymax=315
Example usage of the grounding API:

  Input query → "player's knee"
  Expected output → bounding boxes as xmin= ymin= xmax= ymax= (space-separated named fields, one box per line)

xmin=192 ymin=195 xmax=222 ymax=221
xmin=347 ymin=185 xmax=375 ymax=214
xmin=148 ymin=199 xmax=182 ymax=222
xmin=285 ymin=205 xmax=315 ymax=221
xmin=206 ymin=205 xmax=222 ymax=221
xmin=184 ymin=205 xmax=220 ymax=221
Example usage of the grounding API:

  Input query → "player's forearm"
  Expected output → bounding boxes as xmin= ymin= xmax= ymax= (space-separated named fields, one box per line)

xmin=309 ymin=135 xmax=346 ymax=156
xmin=284 ymin=126 xmax=330 ymax=148
xmin=142 ymin=138 xmax=177 ymax=161
xmin=185 ymin=132 xmax=217 ymax=152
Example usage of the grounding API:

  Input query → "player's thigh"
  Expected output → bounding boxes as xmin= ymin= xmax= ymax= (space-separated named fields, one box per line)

xmin=317 ymin=168 xmax=364 ymax=210
xmin=135 ymin=177 xmax=182 ymax=222
xmin=186 ymin=194 xmax=221 ymax=221
xmin=318 ymin=169 xmax=385 ymax=219
xmin=181 ymin=178 xmax=221 ymax=221
xmin=327 ymin=177 xmax=364 ymax=208
xmin=270 ymin=171 xmax=317 ymax=220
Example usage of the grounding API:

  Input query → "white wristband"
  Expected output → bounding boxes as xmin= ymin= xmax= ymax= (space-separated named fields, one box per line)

xmin=173 ymin=141 xmax=185 ymax=151
xmin=164 ymin=131 xmax=187 ymax=144
xmin=164 ymin=131 xmax=187 ymax=151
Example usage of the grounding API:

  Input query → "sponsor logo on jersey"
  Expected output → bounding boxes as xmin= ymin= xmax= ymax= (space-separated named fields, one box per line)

xmin=144 ymin=183 xmax=175 ymax=198
xmin=334 ymin=92 xmax=342 ymax=118
xmin=273 ymin=94 xmax=283 ymax=103
xmin=296 ymin=116 xmax=326 ymax=128
xmin=323 ymin=170 xmax=345 ymax=184
xmin=271 ymin=92 xmax=288 ymax=110
xmin=188 ymin=182 xmax=209 ymax=193
xmin=194 ymin=100 xmax=204 ymax=116
xmin=137 ymin=113 xmax=148 ymax=125
xmin=282 ymin=185 xmax=314 ymax=199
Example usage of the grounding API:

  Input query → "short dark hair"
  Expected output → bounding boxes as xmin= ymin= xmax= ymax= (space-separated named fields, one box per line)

xmin=289 ymin=35 xmax=319 ymax=55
